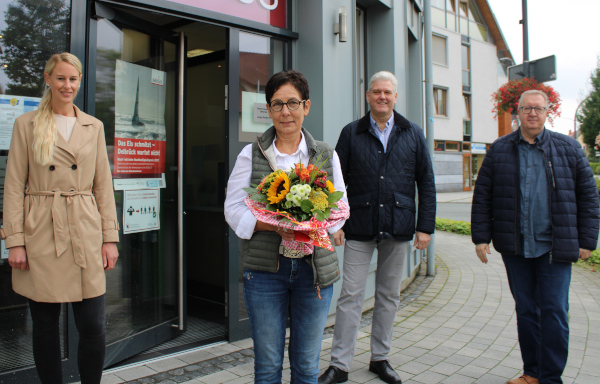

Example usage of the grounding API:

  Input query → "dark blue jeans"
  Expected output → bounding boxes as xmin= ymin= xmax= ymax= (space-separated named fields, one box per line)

xmin=28 ymin=295 xmax=106 ymax=384
xmin=502 ymin=253 xmax=571 ymax=384
xmin=243 ymin=255 xmax=333 ymax=384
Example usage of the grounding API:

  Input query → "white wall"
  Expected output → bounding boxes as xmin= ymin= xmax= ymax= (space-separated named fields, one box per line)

xmin=470 ymin=39 xmax=505 ymax=144
xmin=433 ymin=153 xmax=463 ymax=192
xmin=431 ymin=26 xmax=507 ymax=145
xmin=432 ymin=26 xmax=464 ymax=142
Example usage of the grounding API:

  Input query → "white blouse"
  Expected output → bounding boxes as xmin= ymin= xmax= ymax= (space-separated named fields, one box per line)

xmin=54 ymin=113 xmax=77 ymax=142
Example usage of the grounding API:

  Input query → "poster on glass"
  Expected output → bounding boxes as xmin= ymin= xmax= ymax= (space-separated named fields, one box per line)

xmin=0 ymin=96 xmax=40 ymax=150
xmin=113 ymin=60 xmax=167 ymax=190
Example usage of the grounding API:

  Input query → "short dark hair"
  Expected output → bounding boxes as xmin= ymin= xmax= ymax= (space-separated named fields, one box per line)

xmin=265 ymin=70 xmax=310 ymax=104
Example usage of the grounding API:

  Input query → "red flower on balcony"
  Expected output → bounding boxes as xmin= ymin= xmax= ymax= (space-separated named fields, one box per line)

xmin=491 ymin=77 xmax=561 ymax=125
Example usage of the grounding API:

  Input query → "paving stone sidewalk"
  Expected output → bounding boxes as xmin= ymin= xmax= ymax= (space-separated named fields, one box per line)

xmin=100 ymin=231 xmax=600 ymax=384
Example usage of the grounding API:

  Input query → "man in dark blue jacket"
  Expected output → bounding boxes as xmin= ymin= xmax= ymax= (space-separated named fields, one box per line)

xmin=319 ymin=71 xmax=436 ymax=384
xmin=471 ymin=90 xmax=599 ymax=384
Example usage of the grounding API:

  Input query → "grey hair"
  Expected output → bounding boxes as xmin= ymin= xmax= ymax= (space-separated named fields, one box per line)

xmin=368 ymin=71 xmax=398 ymax=94
xmin=518 ymin=90 xmax=549 ymax=109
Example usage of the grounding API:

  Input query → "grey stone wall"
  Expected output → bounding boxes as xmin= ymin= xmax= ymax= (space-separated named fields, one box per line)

xmin=433 ymin=153 xmax=463 ymax=192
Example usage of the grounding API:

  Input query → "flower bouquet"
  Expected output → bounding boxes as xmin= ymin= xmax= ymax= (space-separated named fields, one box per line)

xmin=491 ymin=77 xmax=561 ymax=125
xmin=243 ymin=156 xmax=349 ymax=254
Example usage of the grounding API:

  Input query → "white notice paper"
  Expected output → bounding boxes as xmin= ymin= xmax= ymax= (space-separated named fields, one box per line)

xmin=123 ymin=189 xmax=160 ymax=234
xmin=0 ymin=96 xmax=41 ymax=150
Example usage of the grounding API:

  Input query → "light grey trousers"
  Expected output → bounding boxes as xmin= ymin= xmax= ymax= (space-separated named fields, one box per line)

xmin=330 ymin=239 xmax=410 ymax=371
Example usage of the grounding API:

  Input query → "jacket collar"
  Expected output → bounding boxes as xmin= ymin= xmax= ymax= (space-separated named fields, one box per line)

xmin=510 ymin=127 xmax=549 ymax=149
xmin=356 ymin=110 xmax=412 ymax=134
xmin=53 ymin=105 xmax=96 ymax=158
xmin=258 ymin=126 xmax=319 ymax=158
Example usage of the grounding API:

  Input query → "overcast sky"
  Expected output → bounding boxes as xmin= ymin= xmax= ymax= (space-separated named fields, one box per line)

xmin=486 ymin=0 xmax=599 ymax=136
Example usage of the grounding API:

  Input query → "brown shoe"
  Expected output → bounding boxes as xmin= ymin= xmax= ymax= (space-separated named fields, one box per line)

xmin=506 ymin=375 xmax=540 ymax=384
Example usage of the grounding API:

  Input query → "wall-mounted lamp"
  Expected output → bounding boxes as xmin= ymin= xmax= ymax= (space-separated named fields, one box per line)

xmin=334 ymin=7 xmax=347 ymax=43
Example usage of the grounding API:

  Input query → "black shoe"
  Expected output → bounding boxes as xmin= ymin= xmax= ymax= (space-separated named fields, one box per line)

xmin=318 ymin=366 xmax=349 ymax=384
xmin=369 ymin=360 xmax=402 ymax=384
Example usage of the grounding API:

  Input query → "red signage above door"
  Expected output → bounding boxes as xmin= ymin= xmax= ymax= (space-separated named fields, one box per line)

xmin=167 ymin=0 xmax=286 ymax=29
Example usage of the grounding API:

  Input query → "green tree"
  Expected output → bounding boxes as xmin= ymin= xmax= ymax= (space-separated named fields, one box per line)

xmin=0 ymin=0 xmax=70 ymax=96
xmin=95 ymin=48 xmax=121 ymax=144
xmin=578 ymin=58 xmax=600 ymax=158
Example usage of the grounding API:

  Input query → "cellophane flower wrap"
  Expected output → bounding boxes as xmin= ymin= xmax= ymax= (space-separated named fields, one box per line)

xmin=243 ymin=155 xmax=349 ymax=254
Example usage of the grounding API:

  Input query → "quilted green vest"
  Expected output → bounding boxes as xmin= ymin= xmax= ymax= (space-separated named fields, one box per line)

xmin=239 ymin=126 xmax=340 ymax=288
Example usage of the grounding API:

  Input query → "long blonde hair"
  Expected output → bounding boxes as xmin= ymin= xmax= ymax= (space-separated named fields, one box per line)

xmin=32 ymin=53 xmax=82 ymax=165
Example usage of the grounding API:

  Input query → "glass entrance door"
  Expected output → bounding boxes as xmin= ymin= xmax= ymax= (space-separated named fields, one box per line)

xmin=463 ymin=153 xmax=472 ymax=191
xmin=93 ymin=3 xmax=231 ymax=367
xmin=93 ymin=4 xmax=183 ymax=367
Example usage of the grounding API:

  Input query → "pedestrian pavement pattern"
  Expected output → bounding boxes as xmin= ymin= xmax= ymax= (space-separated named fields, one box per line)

xmin=100 ymin=231 xmax=600 ymax=383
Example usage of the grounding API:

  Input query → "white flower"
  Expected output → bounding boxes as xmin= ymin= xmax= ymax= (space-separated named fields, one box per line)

xmin=292 ymin=194 xmax=303 ymax=206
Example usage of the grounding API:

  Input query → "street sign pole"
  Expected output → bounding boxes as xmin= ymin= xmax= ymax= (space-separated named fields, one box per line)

xmin=521 ymin=0 xmax=530 ymax=77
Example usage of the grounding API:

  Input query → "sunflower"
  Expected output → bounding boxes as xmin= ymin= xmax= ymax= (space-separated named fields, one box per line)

xmin=267 ymin=171 xmax=291 ymax=204
xmin=326 ymin=180 xmax=335 ymax=194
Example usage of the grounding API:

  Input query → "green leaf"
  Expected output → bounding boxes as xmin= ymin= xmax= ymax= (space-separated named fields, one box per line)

xmin=315 ymin=211 xmax=325 ymax=221
xmin=242 ymin=187 xmax=258 ymax=194
xmin=249 ymin=194 xmax=268 ymax=204
xmin=300 ymin=199 xmax=314 ymax=213
xmin=328 ymin=191 xmax=344 ymax=204
xmin=266 ymin=203 xmax=278 ymax=211
xmin=323 ymin=208 xmax=331 ymax=220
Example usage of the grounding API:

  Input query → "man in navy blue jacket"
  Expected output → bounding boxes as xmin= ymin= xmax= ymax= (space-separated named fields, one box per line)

xmin=319 ymin=71 xmax=436 ymax=384
xmin=471 ymin=90 xmax=599 ymax=384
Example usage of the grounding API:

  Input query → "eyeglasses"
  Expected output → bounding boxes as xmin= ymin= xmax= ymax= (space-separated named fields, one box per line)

xmin=269 ymin=98 xmax=305 ymax=112
xmin=519 ymin=106 xmax=547 ymax=114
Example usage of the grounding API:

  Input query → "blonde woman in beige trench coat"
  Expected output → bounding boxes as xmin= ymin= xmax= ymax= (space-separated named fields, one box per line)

xmin=2 ymin=53 xmax=119 ymax=384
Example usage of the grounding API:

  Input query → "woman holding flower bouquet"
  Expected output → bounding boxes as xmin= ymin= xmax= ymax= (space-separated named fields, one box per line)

xmin=225 ymin=70 xmax=348 ymax=383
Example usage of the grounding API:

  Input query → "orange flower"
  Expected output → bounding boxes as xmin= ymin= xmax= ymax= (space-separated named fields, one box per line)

xmin=326 ymin=180 xmax=335 ymax=193
xmin=295 ymin=163 xmax=315 ymax=182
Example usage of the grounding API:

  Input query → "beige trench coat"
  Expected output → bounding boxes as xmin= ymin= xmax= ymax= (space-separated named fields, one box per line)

xmin=2 ymin=106 xmax=119 ymax=302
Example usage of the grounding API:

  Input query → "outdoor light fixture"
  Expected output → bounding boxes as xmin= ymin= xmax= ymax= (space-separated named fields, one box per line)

xmin=334 ymin=7 xmax=347 ymax=43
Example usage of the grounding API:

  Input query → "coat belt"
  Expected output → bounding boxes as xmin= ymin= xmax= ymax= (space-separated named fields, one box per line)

xmin=26 ymin=189 xmax=93 ymax=268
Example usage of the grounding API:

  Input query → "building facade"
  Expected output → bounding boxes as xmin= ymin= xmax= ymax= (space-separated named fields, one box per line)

xmin=430 ymin=0 xmax=513 ymax=191
xmin=0 ymin=0 xmax=425 ymax=382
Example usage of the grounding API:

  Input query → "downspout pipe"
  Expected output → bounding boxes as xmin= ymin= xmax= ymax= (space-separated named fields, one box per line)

xmin=423 ymin=0 xmax=436 ymax=276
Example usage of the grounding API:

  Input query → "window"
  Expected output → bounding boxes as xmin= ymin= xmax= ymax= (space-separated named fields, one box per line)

xmin=462 ymin=44 xmax=470 ymax=89
xmin=459 ymin=0 xmax=468 ymax=17
xmin=468 ymin=0 xmax=489 ymax=41
xmin=447 ymin=0 xmax=456 ymax=30
xmin=446 ymin=141 xmax=460 ymax=151
xmin=432 ymin=35 xmax=447 ymax=65
xmin=0 ymin=0 xmax=71 ymax=97
xmin=463 ymin=94 xmax=471 ymax=140
xmin=238 ymin=32 xmax=288 ymax=142
xmin=434 ymin=87 xmax=447 ymax=116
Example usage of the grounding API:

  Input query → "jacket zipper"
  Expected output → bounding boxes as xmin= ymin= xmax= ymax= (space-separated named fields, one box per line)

xmin=513 ymin=141 xmax=520 ymax=254
xmin=546 ymin=159 xmax=555 ymax=263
